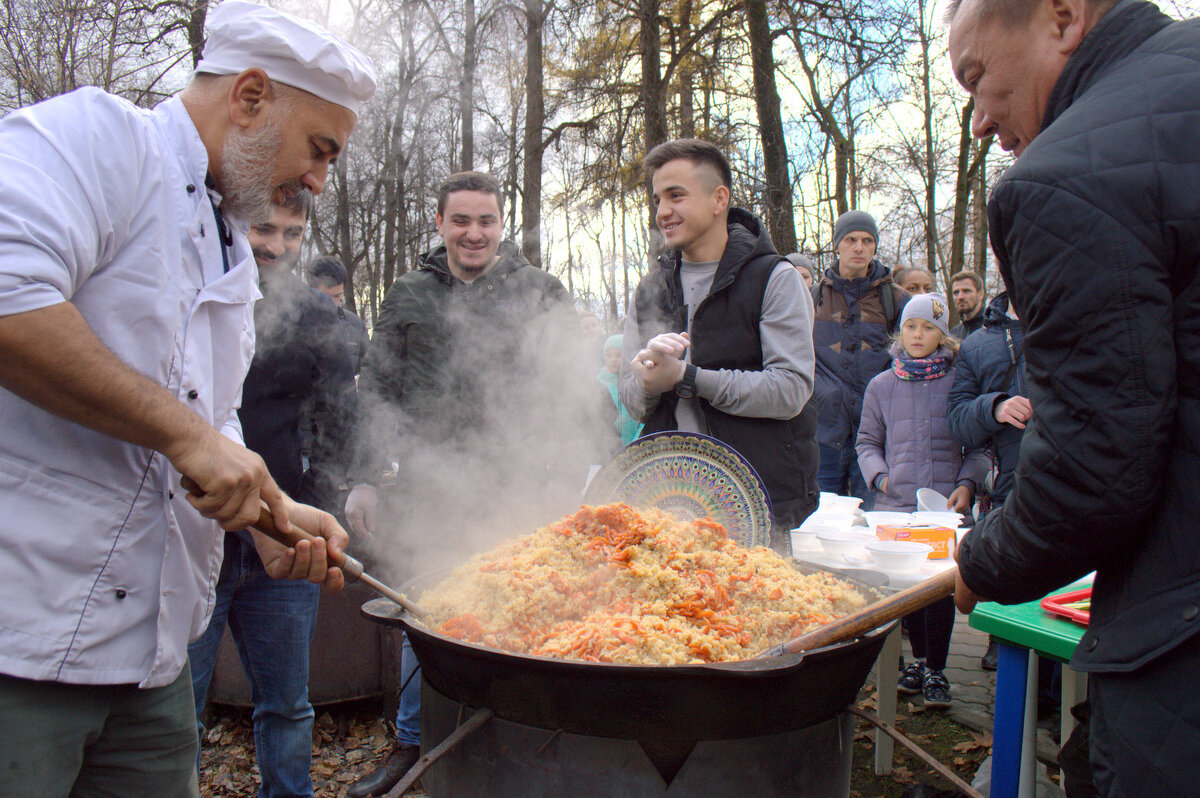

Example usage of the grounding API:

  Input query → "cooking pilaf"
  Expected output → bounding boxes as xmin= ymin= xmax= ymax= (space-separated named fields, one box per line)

xmin=417 ymin=503 xmax=867 ymax=665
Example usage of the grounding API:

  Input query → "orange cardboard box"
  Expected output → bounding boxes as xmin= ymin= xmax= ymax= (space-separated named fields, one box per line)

xmin=876 ymin=524 xmax=956 ymax=559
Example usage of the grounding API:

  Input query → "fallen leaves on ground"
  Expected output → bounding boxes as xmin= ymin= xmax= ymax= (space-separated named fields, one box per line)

xmin=952 ymin=729 xmax=993 ymax=753
xmin=198 ymin=706 xmax=425 ymax=797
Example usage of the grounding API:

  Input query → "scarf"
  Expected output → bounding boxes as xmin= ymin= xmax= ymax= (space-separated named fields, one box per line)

xmin=891 ymin=342 xmax=954 ymax=382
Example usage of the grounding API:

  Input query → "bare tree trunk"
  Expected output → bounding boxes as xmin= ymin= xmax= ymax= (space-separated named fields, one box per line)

xmin=918 ymin=0 xmax=936 ymax=273
xmin=949 ymin=98 xmax=973 ymax=273
xmin=334 ymin=154 xmax=354 ymax=292
xmin=746 ymin=0 xmax=795 ymax=253
xmin=971 ymin=143 xmax=990 ymax=279
xmin=507 ymin=97 xmax=520 ymax=242
xmin=676 ymin=0 xmax=694 ymax=138
xmin=459 ymin=0 xmax=476 ymax=170
xmin=186 ymin=0 xmax=207 ymax=68
xmin=639 ymin=0 xmax=666 ymax=255
xmin=521 ymin=0 xmax=545 ymax=268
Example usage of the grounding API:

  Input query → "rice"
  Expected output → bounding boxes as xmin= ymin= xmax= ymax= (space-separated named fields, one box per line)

xmin=417 ymin=503 xmax=868 ymax=665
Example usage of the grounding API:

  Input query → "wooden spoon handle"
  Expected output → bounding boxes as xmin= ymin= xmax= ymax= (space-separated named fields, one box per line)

xmin=760 ymin=566 xmax=958 ymax=657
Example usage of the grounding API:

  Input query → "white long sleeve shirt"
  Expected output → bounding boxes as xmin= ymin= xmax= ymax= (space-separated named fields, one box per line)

xmin=0 ymin=89 xmax=259 ymax=688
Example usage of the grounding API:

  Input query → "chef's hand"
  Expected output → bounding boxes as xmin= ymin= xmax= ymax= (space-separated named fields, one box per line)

xmin=631 ymin=332 xmax=689 ymax=396
xmin=953 ymin=542 xmax=983 ymax=614
xmin=947 ymin=486 xmax=973 ymax=513
xmin=995 ymin=395 xmax=1032 ymax=429
xmin=345 ymin=484 xmax=378 ymax=540
xmin=251 ymin=496 xmax=348 ymax=593
xmin=171 ymin=429 xmax=288 ymax=533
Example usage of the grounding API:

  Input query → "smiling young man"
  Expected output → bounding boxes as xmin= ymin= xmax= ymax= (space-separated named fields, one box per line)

xmin=810 ymin=210 xmax=910 ymax=511
xmin=0 ymin=2 xmax=373 ymax=793
xmin=343 ymin=171 xmax=589 ymax=798
xmin=619 ymin=139 xmax=818 ymax=532
xmin=946 ymin=0 xmax=1200 ymax=793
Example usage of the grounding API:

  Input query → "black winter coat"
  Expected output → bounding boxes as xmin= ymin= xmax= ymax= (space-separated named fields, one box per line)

xmin=945 ymin=295 xmax=1025 ymax=505
xmin=811 ymin=262 xmax=909 ymax=447
xmin=239 ymin=273 xmax=356 ymax=508
xmin=955 ymin=0 xmax=1200 ymax=673
xmin=354 ymin=242 xmax=589 ymax=486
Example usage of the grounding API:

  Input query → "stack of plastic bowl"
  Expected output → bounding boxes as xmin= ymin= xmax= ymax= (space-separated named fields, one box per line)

xmin=791 ymin=494 xmax=865 ymax=554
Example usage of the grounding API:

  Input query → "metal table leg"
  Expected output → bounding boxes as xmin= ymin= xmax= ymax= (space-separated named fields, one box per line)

xmin=874 ymin=625 xmax=901 ymax=774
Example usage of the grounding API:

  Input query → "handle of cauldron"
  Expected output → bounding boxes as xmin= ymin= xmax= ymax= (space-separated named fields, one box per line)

xmin=757 ymin=566 xmax=958 ymax=658
xmin=181 ymin=477 xmax=428 ymax=619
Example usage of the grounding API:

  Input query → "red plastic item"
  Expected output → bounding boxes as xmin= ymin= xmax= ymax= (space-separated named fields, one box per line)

xmin=1041 ymin=587 xmax=1092 ymax=626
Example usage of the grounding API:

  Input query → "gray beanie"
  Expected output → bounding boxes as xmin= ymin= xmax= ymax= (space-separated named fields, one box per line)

xmin=785 ymin=252 xmax=815 ymax=273
xmin=832 ymin=210 xmax=879 ymax=249
xmin=900 ymin=292 xmax=951 ymax=337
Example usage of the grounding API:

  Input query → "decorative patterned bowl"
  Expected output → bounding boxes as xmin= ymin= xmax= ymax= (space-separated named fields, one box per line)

xmin=582 ymin=431 xmax=773 ymax=547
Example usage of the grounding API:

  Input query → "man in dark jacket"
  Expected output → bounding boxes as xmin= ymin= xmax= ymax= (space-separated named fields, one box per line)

xmin=948 ymin=0 xmax=1200 ymax=792
xmin=812 ymin=210 xmax=910 ymax=509
xmin=946 ymin=293 xmax=1028 ymax=671
xmin=306 ymin=255 xmax=370 ymax=374
xmin=187 ymin=192 xmax=357 ymax=797
xmin=343 ymin=171 xmax=589 ymax=797
xmin=946 ymin=294 xmax=1027 ymax=512
xmin=618 ymin=139 xmax=817 ymax=530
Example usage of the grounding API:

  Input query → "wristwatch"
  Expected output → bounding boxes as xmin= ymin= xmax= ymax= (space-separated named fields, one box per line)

xmin=676 ymin=363 xmax=698 ymax=399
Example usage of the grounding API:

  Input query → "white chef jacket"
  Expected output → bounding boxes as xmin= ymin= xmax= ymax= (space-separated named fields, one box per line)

xmin=0 ymin=88 xmax=261 ymax=688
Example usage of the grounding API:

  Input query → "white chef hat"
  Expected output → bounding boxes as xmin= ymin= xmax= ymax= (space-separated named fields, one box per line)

xmin=195 ymin=0 xmax=377 ymax=115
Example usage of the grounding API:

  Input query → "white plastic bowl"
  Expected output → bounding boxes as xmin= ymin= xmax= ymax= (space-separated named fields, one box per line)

xmin=865 ymin=539 xmax=933 ymax=572
xmin=799 ymin=511 xmax=857 ymax=532
xmin=916 ymin=488 xmax=951 ymax=513
xmin=863 ymin=511 xmax=913 ymax=532
xmin=818 ymin=493 xmax=864 ymax=511
xmin=911 ymin=511 xmax=964 ymax=528
xmin=816 ymin=530 xmax=875 ymax=560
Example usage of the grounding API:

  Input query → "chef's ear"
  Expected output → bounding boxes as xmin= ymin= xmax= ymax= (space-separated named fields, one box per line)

xmin=228 ymin=68 xmax=271 ymax=129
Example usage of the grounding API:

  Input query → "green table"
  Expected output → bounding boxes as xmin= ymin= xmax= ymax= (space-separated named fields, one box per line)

xmin=969 ymin=580 xmax=1090 ymax=798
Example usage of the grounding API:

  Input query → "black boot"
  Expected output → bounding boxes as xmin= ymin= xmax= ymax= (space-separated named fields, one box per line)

xmin=981 ymin=637 xmax=998 ymax=671
xmin=347 ymin=742 xmax=421 ymax=798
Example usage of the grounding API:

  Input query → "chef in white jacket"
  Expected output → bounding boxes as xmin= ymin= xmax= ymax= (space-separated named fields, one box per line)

xmin=0 ymin=3 xmax=375 ymax=795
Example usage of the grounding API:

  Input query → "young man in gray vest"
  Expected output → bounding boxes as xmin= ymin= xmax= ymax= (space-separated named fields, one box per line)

xmin=619 ymin=139 xmax=818 ymax=533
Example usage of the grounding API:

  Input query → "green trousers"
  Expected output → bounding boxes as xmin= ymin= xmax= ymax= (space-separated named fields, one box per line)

xmin=0 ymin=662 xmax=199 ymax=798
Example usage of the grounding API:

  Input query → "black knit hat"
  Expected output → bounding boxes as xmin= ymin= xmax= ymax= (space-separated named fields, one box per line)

xmin=832 ymin=210 xmax=879 ymax=249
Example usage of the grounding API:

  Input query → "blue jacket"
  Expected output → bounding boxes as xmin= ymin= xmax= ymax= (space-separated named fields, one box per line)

xmin=945 ymin=295 xmax=1026 ymax=504
xmin=812 ymin=261 xmax=910 ymax=447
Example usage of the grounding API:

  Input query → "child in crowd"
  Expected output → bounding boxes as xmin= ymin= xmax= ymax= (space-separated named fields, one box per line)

xmin=598 ymin=334 xmax=643 ymax=448
xmin=856 ymin=293 xmax=989 ymax=708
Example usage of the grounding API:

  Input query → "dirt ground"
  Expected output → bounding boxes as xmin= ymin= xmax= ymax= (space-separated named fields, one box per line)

xmin=198 ymin=684 xmax=1034 ymax=797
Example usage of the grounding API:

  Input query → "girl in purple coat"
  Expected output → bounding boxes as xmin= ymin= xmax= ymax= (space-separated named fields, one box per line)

xmin=856 ymin=292 xmax=989 ymax=707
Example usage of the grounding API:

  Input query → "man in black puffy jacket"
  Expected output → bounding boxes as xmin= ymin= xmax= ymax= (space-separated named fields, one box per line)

xmin=948 ymin=0 xmax=1200 ymax=793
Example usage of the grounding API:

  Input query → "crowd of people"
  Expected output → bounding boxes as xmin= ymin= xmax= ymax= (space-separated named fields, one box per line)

xmin=0 ymin=0 xmax=1197 ymax=796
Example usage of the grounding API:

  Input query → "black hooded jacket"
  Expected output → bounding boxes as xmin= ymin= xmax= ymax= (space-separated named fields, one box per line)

xmin=946 ymin=295 xmax=1025 ymax=505
xmin=955 ymin=0 xmax=1200 ymax=673
xmin=635 ymin=208 xmax=819 ymax=527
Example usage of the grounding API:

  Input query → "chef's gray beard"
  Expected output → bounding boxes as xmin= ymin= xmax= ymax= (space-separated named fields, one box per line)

xmin=219 ymin=110 xmax=290 ymax=225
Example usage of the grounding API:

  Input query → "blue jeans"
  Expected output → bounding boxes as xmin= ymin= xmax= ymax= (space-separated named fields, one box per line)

xmin=394 ymin=635 xmax=421 ymax=747
xmin=817 ymin=438 xmax=874 ymax=511
xmin=188 ymin=534 xmax=319 ymax=798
